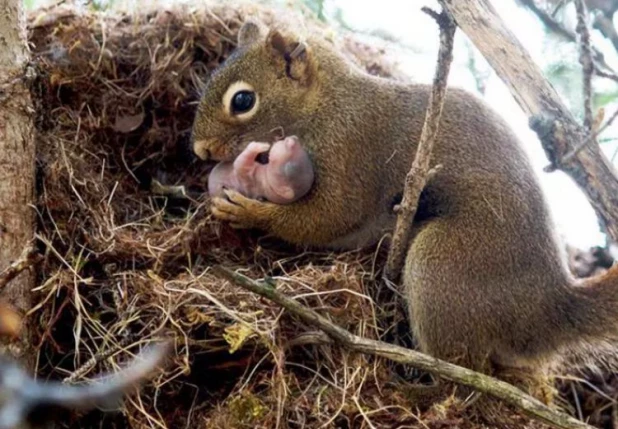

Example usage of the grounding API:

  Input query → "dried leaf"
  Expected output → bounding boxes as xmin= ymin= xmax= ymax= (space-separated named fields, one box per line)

xmin=150 ymin=179 xmax=188 ymax=198
xmin=113 ymin=112 xmax=145 ymax=133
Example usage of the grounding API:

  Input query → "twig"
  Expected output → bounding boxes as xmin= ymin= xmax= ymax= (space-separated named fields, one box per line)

xmin=594 ymin=67 xmax=618 ymax=84
xmin=518 ymin=0 xmax=616 ymax=75
xmin=556 ymin=0 xmax=598 ymax=165
xmin=383 ymin=8 xmax=455 ymax=282
xmin=560 ymin=106 xmax=612 ymax=165
xmin=522 ymin=0 xmax=577 ymax=39
xmin=575 ymin=0 xmax=594 ymax=132
xmin=287 ymin=331 xmax=332 ymax=348
xmin=213 ymin=266 xmax=593 ymax=429
xmin=63 ymin=338 xmax=131 ymax=384
xmin=551 ymin=0 xmax=571 ymax=17
xmin=519 ymin=0 xmax=618 ymax=83
xmin=440 ymin=0 xmax=618 ymax=243
xmin=0 ymin=244 xmax=40 ymax=290
xmin=592 ymin=9 xmax=618 ymax=53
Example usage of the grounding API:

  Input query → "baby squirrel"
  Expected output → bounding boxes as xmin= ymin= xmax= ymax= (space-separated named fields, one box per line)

xmin=192 ymin=20 xmax=618 ymax=391
xmin=208 ymin=136 xmax=314 ymax=204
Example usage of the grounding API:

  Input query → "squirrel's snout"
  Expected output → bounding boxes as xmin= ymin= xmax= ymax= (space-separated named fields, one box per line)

xmin=193 ymin=138 xmax=236 ymax=162
xmin=193 ymin=139 xmax=212 ymax=161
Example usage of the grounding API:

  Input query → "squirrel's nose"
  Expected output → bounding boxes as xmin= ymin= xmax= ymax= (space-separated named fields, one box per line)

xmin=193 ymin=139 xmax=212 ymax=161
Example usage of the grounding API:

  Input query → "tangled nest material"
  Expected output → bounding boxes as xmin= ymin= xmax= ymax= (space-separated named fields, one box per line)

xmin=24 ymin=1 xmax=618 ymax=427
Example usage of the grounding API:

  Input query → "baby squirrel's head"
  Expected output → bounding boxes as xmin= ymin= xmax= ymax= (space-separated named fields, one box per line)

xmin=192 ymin=20 xmax=320 ymax=162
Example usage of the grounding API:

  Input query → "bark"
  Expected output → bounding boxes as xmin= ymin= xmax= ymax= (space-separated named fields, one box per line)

xmin=440 ymin=0 xmax=618 ymax=243
xmin=0 ymin=0 xmax=36 ymax=363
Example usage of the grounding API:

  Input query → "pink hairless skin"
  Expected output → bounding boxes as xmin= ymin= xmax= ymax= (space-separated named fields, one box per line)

xmin=207 ymin=136 xmax=315 ymax=204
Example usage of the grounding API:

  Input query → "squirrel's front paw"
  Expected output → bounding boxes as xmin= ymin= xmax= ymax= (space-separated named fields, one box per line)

xmin=211 ymin=189 xmax=273 ymax=229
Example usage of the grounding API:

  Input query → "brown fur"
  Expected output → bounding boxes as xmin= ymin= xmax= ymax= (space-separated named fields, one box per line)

xmin=192 ymin=19 xmax=618 ymax=393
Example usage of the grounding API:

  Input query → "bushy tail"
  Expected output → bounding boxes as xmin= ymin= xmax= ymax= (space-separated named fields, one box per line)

xmin=554 ymin=265 xmax=618 ymax=371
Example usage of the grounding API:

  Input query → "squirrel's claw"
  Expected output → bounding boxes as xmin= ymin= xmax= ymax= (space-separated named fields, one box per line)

xmin=212 ymin=189 xmax=273 ymax=229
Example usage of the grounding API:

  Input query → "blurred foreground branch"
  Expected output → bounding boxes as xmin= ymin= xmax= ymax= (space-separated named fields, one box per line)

xmin=0 ymin=340 xmax=171 ymax=429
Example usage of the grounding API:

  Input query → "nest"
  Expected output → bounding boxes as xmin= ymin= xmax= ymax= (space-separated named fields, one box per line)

xmin=24 ymin=1 xmax=618 ymax=427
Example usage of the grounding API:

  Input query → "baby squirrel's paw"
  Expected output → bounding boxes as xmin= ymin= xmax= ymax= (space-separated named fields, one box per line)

xmin=211 ymin=189 xmax=275 ymax=229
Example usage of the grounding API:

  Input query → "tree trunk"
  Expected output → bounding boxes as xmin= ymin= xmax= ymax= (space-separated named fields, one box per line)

xmin=0 ymin=0 xmax=36 ymax=364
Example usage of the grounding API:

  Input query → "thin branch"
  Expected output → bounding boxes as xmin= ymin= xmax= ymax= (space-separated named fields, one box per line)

xmin=575 ymin=0 xmax=594 ymax=132
xmin=0 ymin=244 xmax=40 ymax=290
xmin=592 ymin=10 xmax=618 ymax=53
xmin=63 ymin=338 xmax=131 ymax=384
xmin=552 ymin=0 xmax=572 ymax=17
xmin=519 ymin=0 xmax=617 ymax=75
xmin=594 ymin=66 xmax=618 ymax=83
xmin=556 ymin=0 xmax=599 ymax=165
xmin=522 ymin=0 xmax=579 ymax=39
xmin=560 ymin=106 xmax=612 ymax=165
xmin=213 ymin=266 xmax=594 ymax=429
xmin=383 ymin=9 xmax=454 ymax=282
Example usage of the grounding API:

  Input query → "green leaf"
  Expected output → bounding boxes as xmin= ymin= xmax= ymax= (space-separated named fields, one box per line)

xmin=594 ymin=90 xmax=618 ymax=107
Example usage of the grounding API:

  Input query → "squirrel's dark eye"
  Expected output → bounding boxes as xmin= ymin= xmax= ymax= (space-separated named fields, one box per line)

xmin=231 ymin=90 xmax=256 ymax=114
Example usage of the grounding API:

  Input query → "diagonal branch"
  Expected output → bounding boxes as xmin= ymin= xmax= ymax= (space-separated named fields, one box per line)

xmin=213 ymin=266 xmax=594 ymax=429
xmin=518 ymin=0 xmax=617 ymax=76
xmin=592 ymin=8 xmax=618 ymax=53
xmin=440 ymin=0 xmax=618 ymax=243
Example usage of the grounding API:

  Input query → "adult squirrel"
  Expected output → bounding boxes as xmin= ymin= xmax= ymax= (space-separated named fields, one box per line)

xmin=192 ymin=19 xmax=618 ymax=391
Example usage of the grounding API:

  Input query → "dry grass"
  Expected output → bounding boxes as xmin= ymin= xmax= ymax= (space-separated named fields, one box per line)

xmin=23 ymin=1 xmax=618 ymax=427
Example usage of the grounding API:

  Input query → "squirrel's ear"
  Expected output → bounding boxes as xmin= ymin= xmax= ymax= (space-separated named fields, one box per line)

xmin=238 ymin=19 xmax=264 ymax=47
xmin=266 ymin=29 xmax=315 ymax=86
